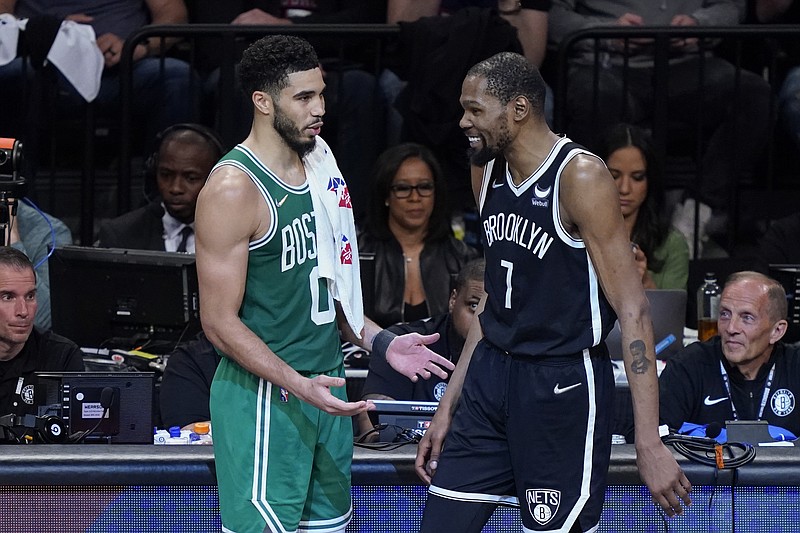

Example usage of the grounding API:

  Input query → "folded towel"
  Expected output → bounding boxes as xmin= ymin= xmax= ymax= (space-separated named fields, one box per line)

xmin=306 ymin=136 xmax=364 ymax=338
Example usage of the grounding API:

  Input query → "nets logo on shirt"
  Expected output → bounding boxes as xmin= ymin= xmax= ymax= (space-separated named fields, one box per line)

xmin=21 ymin=384 xmax=35 ymax=405
xmin=433 ymin=382 xmax=447 ymax=401
xmin=526 ymin=488 xmax=560 ymax=526
xmin=771 ymin=389 xmax=795 ymax=417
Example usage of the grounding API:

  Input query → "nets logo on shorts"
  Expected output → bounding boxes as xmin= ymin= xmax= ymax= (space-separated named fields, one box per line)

xmin=526 ymin=488 xmax=560 ymax=526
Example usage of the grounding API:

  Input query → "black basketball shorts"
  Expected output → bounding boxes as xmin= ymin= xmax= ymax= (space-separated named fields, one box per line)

xmin=422 ymin=339 xmax=614 ymax=533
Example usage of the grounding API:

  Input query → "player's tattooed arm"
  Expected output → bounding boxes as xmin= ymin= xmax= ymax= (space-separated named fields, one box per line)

xmin=629 ymin=339 xmax=651 ymax=374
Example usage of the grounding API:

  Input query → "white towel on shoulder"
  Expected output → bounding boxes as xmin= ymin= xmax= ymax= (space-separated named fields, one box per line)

xmin=305 ymin=136 xmax=364 ymax=338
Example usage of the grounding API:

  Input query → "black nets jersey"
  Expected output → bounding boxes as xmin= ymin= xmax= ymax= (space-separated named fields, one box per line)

xmin=477 ymin=136 xmax=616 ymax=356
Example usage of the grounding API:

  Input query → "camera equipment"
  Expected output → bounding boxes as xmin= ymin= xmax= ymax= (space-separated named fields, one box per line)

xmin=0 ymin=137 xmax=28 ymax=247
xmin=0 ymin=137 xmax=27 ymax=196
xmin=0 ymin=413 xmax=67 ymax=444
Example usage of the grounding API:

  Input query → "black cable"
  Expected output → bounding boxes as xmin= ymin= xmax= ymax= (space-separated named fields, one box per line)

xmin=353 ymin=424 xmax=424 ymax=451
xmin=663 ymin=432 xmax=755 ymax=533
xmin=662 ymin=433 xmax=756 ymax=469
xmin=709 ymin=467 xmax=718 ymax=514
xmin=68 ymin=406 xmax=110 ymax=443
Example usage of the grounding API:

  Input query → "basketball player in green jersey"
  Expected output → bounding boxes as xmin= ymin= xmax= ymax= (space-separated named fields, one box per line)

xmin=195 ymin=35 xmax=455 ymax=533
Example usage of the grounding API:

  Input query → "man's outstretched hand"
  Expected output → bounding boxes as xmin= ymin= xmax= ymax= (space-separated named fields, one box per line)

xmin=385 ymin=332 xmax=454 ymax=382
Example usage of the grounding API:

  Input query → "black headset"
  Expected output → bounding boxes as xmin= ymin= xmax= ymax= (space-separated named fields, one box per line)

xmin=143 ymin=123 xmax=226 ymax=182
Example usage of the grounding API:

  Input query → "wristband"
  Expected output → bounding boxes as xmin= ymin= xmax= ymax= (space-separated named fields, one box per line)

xmin=372 ymin=329 xmax=398 ymax=359
xmin=498 ymin=1 xmax=522 ymax=15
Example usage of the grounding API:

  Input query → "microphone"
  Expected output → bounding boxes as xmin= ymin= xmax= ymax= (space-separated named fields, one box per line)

xmin=68 ymin=387 xmax=116 ymax=443
xmin=100 ymin=386 xmax=115 ymax=409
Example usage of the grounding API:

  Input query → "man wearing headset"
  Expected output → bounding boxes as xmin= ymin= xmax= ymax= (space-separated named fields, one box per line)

xmin=96 ymin=123 xmax=224 ymax=253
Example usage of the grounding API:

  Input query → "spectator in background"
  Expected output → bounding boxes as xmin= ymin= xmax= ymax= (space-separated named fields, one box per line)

xmin=159 ymin=330 xmax=219 ymax=430
xmin=758 ymin=209 xmax=800 ymax=265
xmin=387 ymin=0 xmax=550 ymax=67
xmin=383 ymin=1 xmax=551 ymax=209
xmin=753 ymin=0 xmax=800 ymax=152
xmin=96 ymin=123 xmax=224 ymax=252
xmin=0 ymin=247 xmax=84 ymax=418
xmin=659 ymin=271 xmax=800 ymax=439
xmin=596 ymin=123 xmax=689 ymax=290
xmin=0 ymin=0 xmax=196 ymax=158
xmin=548 ymin=0 xmax=772 ymax=258
xmin=358 ymin=143 xmax=479 ymax=328
xmin=357 ymin=258 xmax=486 ymax=438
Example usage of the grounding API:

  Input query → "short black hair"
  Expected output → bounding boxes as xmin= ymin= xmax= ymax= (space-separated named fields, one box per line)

xmin=238 ymin=35 xmax=320 ymax=99
xmin=455 ymin=258 xmax=485 ymax=293
xmin=466 ymin=52 xmax=546 ymax=115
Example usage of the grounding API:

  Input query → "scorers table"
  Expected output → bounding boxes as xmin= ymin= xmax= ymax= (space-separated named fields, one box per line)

xmin=1 ymin=443 xmax=800 ymax=532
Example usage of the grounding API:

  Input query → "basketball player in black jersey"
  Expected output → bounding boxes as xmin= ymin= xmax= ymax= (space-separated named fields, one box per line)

xmin=415 ymin=52 xmax=691 ymax=532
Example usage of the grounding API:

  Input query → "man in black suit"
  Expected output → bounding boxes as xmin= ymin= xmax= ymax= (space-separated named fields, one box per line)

xmin=96 ymin=124 xmax=224 ymax=252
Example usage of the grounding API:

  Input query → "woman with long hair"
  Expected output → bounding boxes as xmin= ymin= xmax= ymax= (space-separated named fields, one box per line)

xmin=597 ymin=124 xmax=689 ymax=289
xmin=358 ymin=142 xmax=478 ymax=327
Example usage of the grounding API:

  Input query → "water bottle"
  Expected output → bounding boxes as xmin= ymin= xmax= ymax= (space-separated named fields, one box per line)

xmin=165 ymin=425 xmax=190 ymax=445
xmin=697 ymin=273 xmax=721 ymax=341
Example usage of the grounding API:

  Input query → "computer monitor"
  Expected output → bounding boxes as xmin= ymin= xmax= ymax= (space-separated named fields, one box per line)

xmin=371 ymin=399 xmax=438 ymax=442
xmin=49 ymin=246 xmax=201 ymax=349
xmin=769 ymin=264 xmax=800 ymax=343
xmin=35 ymin=371 xmax=155 ymax=444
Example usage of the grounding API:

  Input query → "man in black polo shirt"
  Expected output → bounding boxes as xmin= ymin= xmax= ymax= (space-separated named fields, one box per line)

xmin=0 ymin=247 xmax=84 ymax=427
xmin=660 ymin=271 xmax=800 ymax=438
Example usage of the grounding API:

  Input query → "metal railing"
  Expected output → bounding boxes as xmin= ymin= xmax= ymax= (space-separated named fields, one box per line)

xmin=553 ymin=25 xmax=800 ymax=253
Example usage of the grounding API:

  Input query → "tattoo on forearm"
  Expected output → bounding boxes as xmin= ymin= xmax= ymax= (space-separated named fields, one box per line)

xmin=629 ymin=340 xmax=650 ymax=374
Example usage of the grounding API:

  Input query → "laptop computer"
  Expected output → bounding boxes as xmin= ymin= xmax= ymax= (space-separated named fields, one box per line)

xmin=605 ymin=289 xmax=687 ymax=360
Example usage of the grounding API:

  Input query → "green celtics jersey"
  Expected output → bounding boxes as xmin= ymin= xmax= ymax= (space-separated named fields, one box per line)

xmin=217 ymin=145 xmax=341 ymax=373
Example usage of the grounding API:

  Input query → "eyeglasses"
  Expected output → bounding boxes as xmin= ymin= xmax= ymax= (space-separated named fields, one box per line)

xmin=389 ymin=182 xmax=435 ymax=198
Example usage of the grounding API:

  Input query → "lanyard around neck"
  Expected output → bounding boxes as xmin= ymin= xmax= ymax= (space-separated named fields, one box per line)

xmin=719 ymin=359 xmax=775 ymax=421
